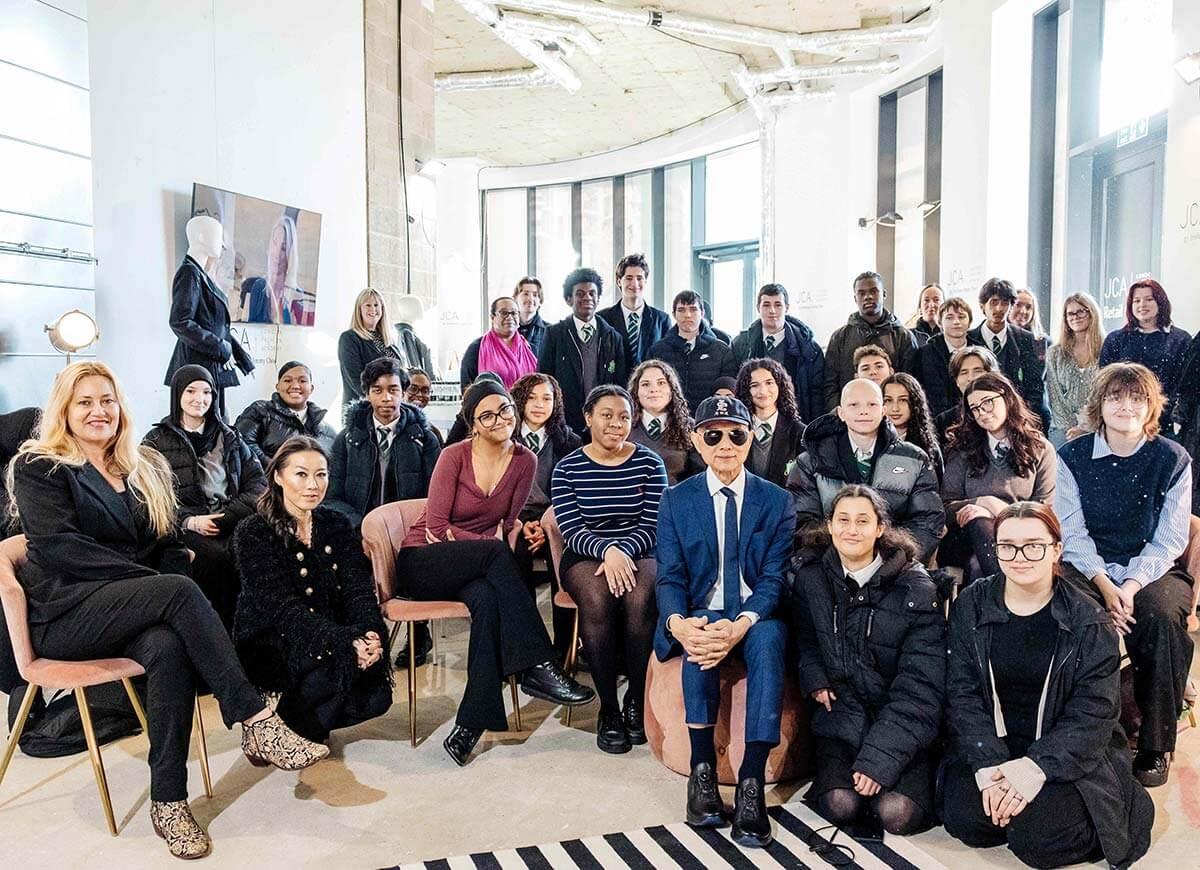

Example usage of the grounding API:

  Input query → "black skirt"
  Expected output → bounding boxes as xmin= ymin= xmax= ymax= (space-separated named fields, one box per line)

xmin=810 ymin=736 xmax=936 ymax=818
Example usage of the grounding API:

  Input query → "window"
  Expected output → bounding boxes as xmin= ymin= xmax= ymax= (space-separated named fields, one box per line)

xmin=705 ymin=143 xmax=760 ymax=244
xmin=662 ymin=162 xmax=691 ymax=301
xmin=484 ymin=188 xmax=528 ymax=302
xmin=533 ymin=185 xmax=575 ymax=324
xmin=623 ymin=171 xmax=654 ymax=301
xmin=580 ymin=179 xmax=613 ymax=287
xmin=1098 ymin=0 xmax=1172 ymax=136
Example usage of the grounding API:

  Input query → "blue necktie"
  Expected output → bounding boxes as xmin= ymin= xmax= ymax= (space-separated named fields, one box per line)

xmin=720 ymin=487 xmax=741 ymax=618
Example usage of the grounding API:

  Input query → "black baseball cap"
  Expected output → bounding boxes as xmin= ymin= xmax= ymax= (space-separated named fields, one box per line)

xmin=694 ymin=395 xmax=752 ymax=428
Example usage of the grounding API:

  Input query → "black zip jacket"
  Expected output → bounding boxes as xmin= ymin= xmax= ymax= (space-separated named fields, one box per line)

xmin=234 ymin=393 xmax=336 ymax=469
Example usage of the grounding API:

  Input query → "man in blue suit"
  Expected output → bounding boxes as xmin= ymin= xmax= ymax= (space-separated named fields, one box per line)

xmin=656 ymin=395 xmax=795 ymax=848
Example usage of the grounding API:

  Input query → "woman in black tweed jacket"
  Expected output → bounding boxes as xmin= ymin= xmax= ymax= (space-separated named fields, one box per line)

xmin=233 ymin=436 xmax=391 ymax=742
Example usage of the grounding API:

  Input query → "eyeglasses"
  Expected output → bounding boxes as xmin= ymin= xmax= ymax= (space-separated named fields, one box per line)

xmin=494 ymin=310 xmax=520 ymax=320
xmin=996 ymin=542 xmax=1051 ymax=562
xmin=968 ymin=395 xmax=1002 ymax=416
xmin=1065 ymin=309 xmax=1090 ymax=320
xmin=1103 ymin=391 xmax=1149 ymax=406
xmin=475 ymin=403 xmax=516 ymax=426
xmin=701 ymin=427 xmax=750 ymax=447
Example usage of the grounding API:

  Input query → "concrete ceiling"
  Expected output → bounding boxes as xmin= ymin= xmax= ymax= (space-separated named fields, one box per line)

xmin=434 ymin=1 xmax=925 ymax=165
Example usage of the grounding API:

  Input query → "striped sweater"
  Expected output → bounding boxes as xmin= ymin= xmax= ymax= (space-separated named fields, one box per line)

xmin=550 ymin=443 xmax=668 ymax=560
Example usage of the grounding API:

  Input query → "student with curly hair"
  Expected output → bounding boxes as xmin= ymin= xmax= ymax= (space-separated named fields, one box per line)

xmin=734 ymin=357 xmax=806 ymax=488
xmin=628 ymin=360 xmax=704 ymax=484
xmin=881 ymin=372 xmax=943 ymax=482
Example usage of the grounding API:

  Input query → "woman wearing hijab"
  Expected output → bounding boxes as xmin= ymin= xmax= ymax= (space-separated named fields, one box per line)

xmin=142 ymin=365 xmax=266 ymax=629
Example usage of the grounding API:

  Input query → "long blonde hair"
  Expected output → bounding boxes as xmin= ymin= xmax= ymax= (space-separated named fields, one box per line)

xmin=1056 ymin=292 xmax=1104 ymax=366
xmin=349 ymin=287 xmax=396 ymax=347
xmin=10 ymin=361 xmax=178 ymax=537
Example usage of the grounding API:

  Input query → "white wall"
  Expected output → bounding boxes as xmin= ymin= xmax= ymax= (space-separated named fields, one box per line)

xmin=1161 ymin=0 xmax=1200 ymax=329
xmin=88 ymin=0 xmax=367 ymax=430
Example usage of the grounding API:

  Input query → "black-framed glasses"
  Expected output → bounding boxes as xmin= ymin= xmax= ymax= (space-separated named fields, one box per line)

xmin=701 ymin=427 xmax=750 ymax=447
xmin=475 ymin=403 xmax=516 ymax=426
xmin=996 ymin=542 xmax=1051 ymax=562
xmin=493 ymin=309 xmax=520 ymax=320
xmin=968 ymin=395 xmax=1002 ymax=416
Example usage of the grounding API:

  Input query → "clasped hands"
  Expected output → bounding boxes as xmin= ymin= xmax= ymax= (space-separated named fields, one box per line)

xmin=352 ymin=631 xmax=383 ymax=670
xmin=185 ymin=513 xmax=224 ymax=536
xmin=670 ymin=614 xmax=751 ymax=670
xmin=1095 ymin=574 xmax=1140 ymax=635
xmin=522 ymin=520 xmax=546 ymax=553
xmin=980 ymin=770 xmax=1027 ymax=826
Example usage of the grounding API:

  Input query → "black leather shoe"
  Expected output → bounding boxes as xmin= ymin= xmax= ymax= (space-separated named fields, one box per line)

xmin=1133 ymin=751 xmax=1171 ymax=787
xmin=731 ymin=777 xmax=772 ymax=847
xmin=623 ymin=692 xmax=646 ymax=745
xmin=442 ymin=725 xmax=482 ymax=767
xmin=596 ymin=708 xmax=631 ymax=754
xmin=686 ymin=762 xmax=726 ymax=827
xmin=520 ymin=661 xmax=595 ymax=706
xmin=394 ymin=622 xmax=432 ymax=669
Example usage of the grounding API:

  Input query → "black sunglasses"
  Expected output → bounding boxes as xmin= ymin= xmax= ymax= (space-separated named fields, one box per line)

xmin=701 ymin=428 xmax=750 ymax=447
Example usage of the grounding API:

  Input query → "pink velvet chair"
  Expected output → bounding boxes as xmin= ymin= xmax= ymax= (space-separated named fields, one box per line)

xmin=0 ymin=535 xmax=213 ymax=835
xmin=361 ymin=500 xmax=522 ymax=746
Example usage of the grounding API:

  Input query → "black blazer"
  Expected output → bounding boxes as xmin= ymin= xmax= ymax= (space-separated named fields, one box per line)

xmin=907 ymin=335 xmax=957 ymax=418
xmin=966 ymin=324 xmax=1049 ymax=429
xmin=164 ymin=256 xmax=253 ymax=389
xmin=337 ymin=330 xmax=403 ymax=420
xmin=11 ymin=454 xmax=191 ymax=623
xmin=746 ymin=412 xmax=806 ymax=489
xmin=536 ymin=316 xmax=628 ymax=433
xmin=597 ymin=302 xmax=670 ymax=371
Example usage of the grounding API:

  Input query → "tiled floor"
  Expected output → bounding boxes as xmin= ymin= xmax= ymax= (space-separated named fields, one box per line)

xmin=1 ymin=619 xmax=1197 ymax=869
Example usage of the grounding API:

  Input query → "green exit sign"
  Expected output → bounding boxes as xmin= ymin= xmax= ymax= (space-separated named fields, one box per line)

xmin=1117 ymin=117 xmax=1150 ymax=147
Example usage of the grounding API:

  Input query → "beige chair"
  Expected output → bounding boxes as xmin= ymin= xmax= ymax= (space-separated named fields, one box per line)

xmin=0 ymin=535 xmax=212 ymax=836
xmin=538 ymin=507 xmax=583 ymax=725
xmin=361 ymin=500 xmax=522 ymax=746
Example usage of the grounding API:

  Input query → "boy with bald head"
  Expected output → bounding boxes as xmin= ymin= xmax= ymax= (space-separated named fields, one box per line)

xmin=786 ymin=379 xmax=944 ymax=561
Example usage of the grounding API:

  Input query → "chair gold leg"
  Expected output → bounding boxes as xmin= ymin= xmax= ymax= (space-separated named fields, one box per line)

xmin=120 ymin=678 xmax=150 ymax=735
xmin=0 ymin=683 xmax=40 ymax=787
xmin=387 ymin=621 xmax=401 ymax=657
xmin=564 ymin=611 xmax=580 ymax=728
xmin=432 ymin=620 xmax=440 ymax=663
xmin=509 ymin=676 xmax=522 ymax=732
xmin=408 ymin=621 xmax=418 ymax=747
xmin=194 ymin=699 xmax=213 ymax=799
xmin=75 ymin=687 xmax=118 ymax=836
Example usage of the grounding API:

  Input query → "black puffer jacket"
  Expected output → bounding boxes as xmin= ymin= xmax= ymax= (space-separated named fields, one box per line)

xmin=234 ymin=393 xmax=336 ymax=469
xmin=732 ymin=316 xmax=826 ymax=423
xmin=327 ymin=399 xmax=440 ymax=527
xmin=647 ymin=325 xmax=738 ymax=412
xmin=791 ymin=545 xmax=945 ymax=789
xmin=233 ymin=507 xmax=389 ymax=695
xmin=786 ymin=413 xmax=944 ymax=561
xmin=823 ymin=309 xmax=919 ymax=411
xmin=947 ymin=575 xmax=1153 ymax=870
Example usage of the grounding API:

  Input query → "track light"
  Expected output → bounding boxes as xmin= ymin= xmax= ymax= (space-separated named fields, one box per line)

xmin=858 ymin=210 xmax=904 ymax=229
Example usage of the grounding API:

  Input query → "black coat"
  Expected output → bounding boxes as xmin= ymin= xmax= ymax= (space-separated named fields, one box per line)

xmin=732 ymin=316 xmax=826 ymax=424
xmin=0 ymin=407 xmax=40 ymax=536
xmin=517 ymin=313 xmax=548 ymax=358
xmin=746 ymin=412 xmax=806 ymax=489
xmin=911 ymin=318 xmax=940 ymax=346
xmin=142 ymin=418 xmax=265 ymax=532
xmin=233 ymin=394 xmax=336 ymax=469
xmin=536 ymin=315 xmax=628 ymax=433
xmin=791 ymin=546 xmax=944 ymax=789
xmin=906 ymin=335 xmax=958 ymax=418
xmin=337 ymin=330 xmax=403 ymax=419
xmin=327 ymin=399 xmax=440 ymax=527
xmin=232 ymin=507 xmax=389 ymax=695
xmin=164 ymin=256 xmax=254 ymax=389
xmin=966 ymin=324 xmax=1049 ymax=430
xmin=11 ymin=454 xmax=191 ymax=623
xmin=823 ymin=310 xmax=919 ymax=411
xmin=1173 ymin=330 xmax=1200 ymax=513
xmin=947 ymin=575 xmax=1153 ymax=870
xmin=647 ymin=325 xmax=738 ymax=411
xmin=786 ymin=414 xmax=944 ymax=562
xmin=597 ymin=302 xmax=671 ymax=371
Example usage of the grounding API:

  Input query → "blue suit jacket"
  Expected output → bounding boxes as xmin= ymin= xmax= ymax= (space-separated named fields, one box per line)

xmin=654 ymin=470 xmax=795 ymax=660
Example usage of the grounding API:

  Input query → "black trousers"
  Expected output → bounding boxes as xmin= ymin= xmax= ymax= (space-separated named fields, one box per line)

xmin=512 ymin=527 xmax=575 ymax=657
xmin=942 ymin=758 xmax=1102 ymax=868
xmin=395 ymin=539 xmax=553 ymax=731
xmin=938 ymin=517 xmax=1000 ymax=579
xmin=274 ymin=663 xmax=392 ymax=743
xmin=30 ymin=574 xmax=264 ymax=802
xmin=182 ymin=530 xmax=240 ymax=633
xmin=1063 ymin=564 xmax=1194 ymax=752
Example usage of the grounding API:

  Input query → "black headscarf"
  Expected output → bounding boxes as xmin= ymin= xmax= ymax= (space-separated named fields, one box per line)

xmin=169 ymin=365 xmax=222 ymax=456
xmin=461 ymin=379 xmax=510 ymax=429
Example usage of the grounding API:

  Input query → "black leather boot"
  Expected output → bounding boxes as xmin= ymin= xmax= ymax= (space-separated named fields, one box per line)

xmin=520 ymin=661 xmax=595 ymax=706
xmin=623 ymin=692 xmax=646 ymax=745
xmin=393 ymin=622 xmax=432 ymax=669
xmin=686 ymin=762 xmax=726 ymax=827
xmin=731 ymin=777 xmax=771 ymax=847
xmin=443 ymin=724 xmax=482 ymax=767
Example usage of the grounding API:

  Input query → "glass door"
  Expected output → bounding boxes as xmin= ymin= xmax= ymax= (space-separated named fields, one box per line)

xmin=695 ymin=241 xmax=759 ymax=335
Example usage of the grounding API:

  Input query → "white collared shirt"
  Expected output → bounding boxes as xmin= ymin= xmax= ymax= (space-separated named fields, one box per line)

xmin=573 ymin=316 xmax=596 ymax=343
xmin=763 ymin=326 xmax=785 ymax=346
xmin=987 ymin=432 xmax=1010 ymax=457
xmin=981 ymin=322 xmax=1008 ymax=350
xmin=372 ymin=415 xmax=398 ymax=452
xmin=520 ymin=422 xmax=546 ymax=452
xmin=754 ymin=411 xmax=779 ymax=440
xmin=847 ymin=429 xmax=875 ymax=461
xmin=642 ymin=411 xmax=665 ymax=432
xmin=703 ymin=468 xmax=756 ymax=620
xmin=840 ymin=553 xmax=883 ymax=589
xmin=621 ymin=301 xmax=645 ymax=331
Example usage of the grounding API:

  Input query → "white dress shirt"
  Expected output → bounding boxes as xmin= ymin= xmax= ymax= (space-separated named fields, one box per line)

xmin=703 ymin=467 xmax=758 ymax=623
xmin=621 ymin=301 xmax=645 ymax=331
xmin=642 ymin=411 xmax=666 ymax=433
xmin=520 ymin=422 xmax=546 ymax=453
xmin=754 ymin=411 xmax=779 ymax=441
xmin=980 ymin=322 xmax=1008 ymax=351
xmin=573 ymin=316 xmax=596 ymax=343
xmin=840 ymin=553 xmax=883 ymax=588
xmin=372 ymin=414 xmax=398 ymax=450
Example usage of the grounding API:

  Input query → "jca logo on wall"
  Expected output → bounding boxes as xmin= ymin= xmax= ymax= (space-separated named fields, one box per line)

xmin=1102 ymin=271 xmax=1152 ymax=322
xmin=1179 ymin=199 xmax=1200 ymax=245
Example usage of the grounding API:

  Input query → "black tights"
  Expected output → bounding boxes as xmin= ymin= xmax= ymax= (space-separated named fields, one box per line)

xmin=561 ymin=558 xmax=657 ymax=714
xmin=818 ymin=788 xmax=925 ymax=836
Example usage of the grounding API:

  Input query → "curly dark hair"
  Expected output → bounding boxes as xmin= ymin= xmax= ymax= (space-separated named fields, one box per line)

xmin=945 ymin=372 xmax=1045 ymax=477
xmin=798 ymin=483 xmax=919 ymax=562
xmin=734 ymin=357 xmax=803 ymax=428
xmin=881 ymin=373 xmax=941 ymax=467
xmin=628 ymin=359 xmax=693 ymax=450
xmin=510 ymin=372 xmax=576 ymax=454
xmin=256 ymin=436 xmax=330 ymax=540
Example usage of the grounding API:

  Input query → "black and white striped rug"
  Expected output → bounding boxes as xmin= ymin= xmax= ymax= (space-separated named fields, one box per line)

xmin=391 ymin=801 xmax=944 ymax=870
